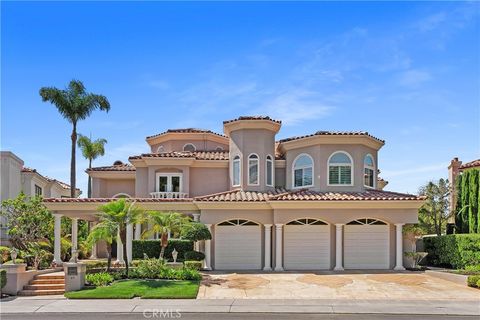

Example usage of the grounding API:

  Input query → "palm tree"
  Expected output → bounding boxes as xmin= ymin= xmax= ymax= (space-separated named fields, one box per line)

xmin=39 ymin=80 xmax=110 ymax=198
xmin=77 ymin=134 xmax=108 ymax=198
xmin=86 ymin=220 xmax=117 ymax=271
xmin=143 ymin=211 xmax=189 ymax=260
xmin=97 ymin=199 xmax=144 ymax=275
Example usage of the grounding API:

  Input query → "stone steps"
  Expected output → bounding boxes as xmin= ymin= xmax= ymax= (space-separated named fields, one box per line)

xmin=23 ymin=284 xmax=65 ymax=290
xmin=18 ymin=272 xmax=65 ymax=296
xmin=18 ymin=289 xmax=65 ymax=296
xmin=31 ymin=279 xmax=65 ymax=285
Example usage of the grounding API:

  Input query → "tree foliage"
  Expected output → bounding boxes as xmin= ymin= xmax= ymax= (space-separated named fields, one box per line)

xmin=86 ymin=220 xmax=118 ymax=271
xmin=181 ymin=222 xmax=212 ymax=242
xmin=418 ymin=178 xmax=450 ymax=236
xmin=455 ymin=169 xmax=480 ymax=234
xmin=77 ymin=134 xmax=107 ymax=198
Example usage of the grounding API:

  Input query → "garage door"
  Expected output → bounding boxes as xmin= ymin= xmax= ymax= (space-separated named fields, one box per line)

xmin=284 ymin=219 xmax=330 ymax=270
xmin=344 ymin=218 xmax=389 ymax=269
xmin=215 ymin=219 xmax=261 ymax=270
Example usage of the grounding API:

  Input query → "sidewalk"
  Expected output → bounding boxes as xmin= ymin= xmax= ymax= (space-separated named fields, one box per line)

xmin=1 ymin=297 xmax=479 ymax=316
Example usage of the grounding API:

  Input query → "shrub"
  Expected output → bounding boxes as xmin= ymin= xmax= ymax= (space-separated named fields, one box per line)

xmin=132 ymin=239 xmax=193 ymax=261
xmin=0 ymin=269 xmax=6 ymax=291
xmin=0 ymin=246 xmax=10 ymax=264
xmin=3 ymin=259 xmax=25 ymax=265
xmin=86 ymin=272 xmax=114 ymax=287
xmin=184 ymin=261 xmax=202 ymax=270
xmin=184 ymin=250 xmax=205 ymax=261
xmin=477 ymin=279 xmax=480 ymax=288
xmin=85 ymin=260 xmax=109 ymax=270
xmin=467 ymin=275 xmax=480 ymax=288
xmin=423 ymin=234 xmax=480 ymax=269
xmin=129 ymin=257 xmax=201 ymax=280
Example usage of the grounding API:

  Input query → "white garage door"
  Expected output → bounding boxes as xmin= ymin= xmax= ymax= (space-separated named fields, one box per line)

xmin=215 ymin=219 xmax=261 ymax=270
xmin=344 ymin=218 xmax=390 ymax=269
xmin=284 ymin=219 xmax=330 ymax=270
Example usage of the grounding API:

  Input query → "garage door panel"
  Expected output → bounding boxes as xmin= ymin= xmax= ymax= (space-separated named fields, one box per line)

xmin=344 ymin=223 xmax=389 ymax=269
xmin=215 ymin=224 xmax=261 ymax=270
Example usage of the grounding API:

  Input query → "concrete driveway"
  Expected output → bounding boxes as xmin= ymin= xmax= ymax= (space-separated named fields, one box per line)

xmin=197 ymin=271 xmax=480 ymax=300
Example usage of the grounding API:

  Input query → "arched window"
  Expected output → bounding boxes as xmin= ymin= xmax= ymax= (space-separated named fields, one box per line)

xmin=112 ymin=193 xmax=131 ymax=198
xmin=183 ymin=143 xmax=196 ymax=152
xmin=215 ymin=146 xmax=224 ymax=151
xmin=286 ymin=218 xmax=327 ymax=225
xmin=347 ymin=218 xmax=386 ymax=225
xmin=248 ymin=154 xmax=259 ymax=185
xmin=157 ymin=145 xmax=165 ymax=153
xmin=364 ymin=154 xmax=375 ymax=188
xmin=328 ymin=151 xmax=353 ymax=185
xmin=217 ymin=219 xmax=259 ymax=226
xmin=293 ymin=154 xmax=314 ymax=188
xmin=266 ymin=155 xmax=274 ymax=187
xmin=232 ymin=155 xmax=241 ymax=186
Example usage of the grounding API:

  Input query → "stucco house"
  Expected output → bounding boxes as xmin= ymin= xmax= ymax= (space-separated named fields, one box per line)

xmin=44 ymin=116 xmax=424 ymax=271
xmin=0 ymin=151 xmax=81 ymax=245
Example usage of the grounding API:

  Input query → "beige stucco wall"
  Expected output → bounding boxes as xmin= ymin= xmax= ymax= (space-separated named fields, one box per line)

xmin=285 ymin=144 xmax=378 ymax=192
xmin=0 ymin=152 xmax=23 ymax=201
xmin=189 ymin=167 xmax=229 ymax=197
xmin=151 ymin=140 xmax=229 ymax=153
xmin=92 ymin=178 xmax=135 ymax=198
xmin=275 ymin=167 xmax=286 ymax=188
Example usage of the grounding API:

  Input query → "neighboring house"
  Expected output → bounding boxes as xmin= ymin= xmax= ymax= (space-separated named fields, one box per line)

xmin=0 ymin=151 xmax=81 ymax=245
xmin=448 ymin=157 xmax=480 ymax=221
xmin=44 ymin=116 xmax=424 ymax=271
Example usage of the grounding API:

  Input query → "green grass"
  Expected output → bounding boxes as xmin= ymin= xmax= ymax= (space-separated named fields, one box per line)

xmin=65 ymin=279 xmax=200 ymax=299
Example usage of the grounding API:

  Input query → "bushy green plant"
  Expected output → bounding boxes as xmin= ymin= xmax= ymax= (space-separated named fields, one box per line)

xmin=132 ymin=239 xmax=193 ymax=261
xmin=0 ymin=269 xmax=6 ymax=292
xmin=129 ymin=257 xmax=201 ymax=280
xmin=464 ymin=265 xmax=480 ymax=272
xmin=184 ymin=261 xmax=202 ymax=270
xmin=423 ymin=234 xmax=480 ymax=269
xmin=86 ymin=272 xmax=114 ymax=287
xmin=0 ymin=246 xmax=10 ymax=264
xmin=184 ymin=250 xmax=205 ymax=261
xmin=85 ymin=260 xmax=109 ymax=270
xmin=3 ymin=259 xmax=25 ymax=264
xmin=467 ymin=275 xmax=480 ymax=288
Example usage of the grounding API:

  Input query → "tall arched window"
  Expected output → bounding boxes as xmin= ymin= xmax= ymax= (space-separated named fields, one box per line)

xmin=364 ymin=154 xmax=375 ymax=188
xmin=293 ymin=154 xmax=314 ymax=188
xmin=266 ymin=155 xmax=274 ymax=187
xmin=328 ymin=151 xmax=353 ymax=185
xmin=248 ymin=154 xmax=259 ymax=185
xmin=232 ymin=155 xmax=241 ymax=186
xmin=183 ymin=143 xmax=196 ymax=152
xmin=157 ymin=145 xmax=165 ymax=153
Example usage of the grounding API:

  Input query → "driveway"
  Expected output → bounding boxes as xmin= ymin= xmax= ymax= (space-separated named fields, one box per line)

xmin=197 ymin=271 xmax=480 ymax=300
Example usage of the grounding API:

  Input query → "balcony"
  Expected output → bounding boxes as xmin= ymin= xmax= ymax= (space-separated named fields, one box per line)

xmin=150 ymin=192 xmax=189 ymax=199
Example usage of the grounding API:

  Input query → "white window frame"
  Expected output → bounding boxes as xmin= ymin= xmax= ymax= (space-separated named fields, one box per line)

xmin=156 ymin=145 xmax=165 ymax=153
xmin=292 ymin=153 xmax=314 ymax=189
xmin=266 ymin=154 xmax=274 ymax=187
xmin=327 ymin=151 xmax=354 ymax=186
xmin=155 ymin=172 xmax=183 ymax=193
xmin=363 ymin=154 xmax=375 ymax=189
xmin=183 ymin=143 xmax=196 ymax=152
xmin=247 ymin=153 xmax=260 ymax=186
xmin=232 ymin=155 xmax=241 ymax=187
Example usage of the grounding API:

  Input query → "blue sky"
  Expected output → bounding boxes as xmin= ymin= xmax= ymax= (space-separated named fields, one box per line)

xmin=1 ymin=1 xmax=479 ymax=195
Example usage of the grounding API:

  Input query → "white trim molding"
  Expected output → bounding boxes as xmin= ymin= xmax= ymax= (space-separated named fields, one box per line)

xmin=247 ymin=153 xmax=260 ymax=186
xmin=292 ymin=153 xmax=314 ymax=189
xmin=327 ymin=151 xmax=354 ymax=186
xmin=266 ymin=154 xmax=274 ymax=187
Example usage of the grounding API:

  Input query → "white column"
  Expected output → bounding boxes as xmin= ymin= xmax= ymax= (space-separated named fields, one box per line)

xmin=204 ymin=224 xmax=212 ymax=270
xmin=135 ymin=223 xmax=141 ymax=240
xmin=394 ymin=223 xmax=405 ymax=271
xmin=70 ymin=218 xmax=78 ymax=262
xmin=334 ymin=224 xmax=344 ymax=271
xmin=116 ymin=230 xmax=124 ymax=263
xmin=53 ymin=214 xmax=62 ymax=265
xmin=274 ymin=224 xmax=283 ymax=271
xmin=90 ymin=221 xmax=98 ymax=259
xmin=263 ymin=224 xmax=272 ymax=271
xmin=126 ymin=223 xmax=133 ymax=263
xmin=192 ymin=213 xmax=200 ymax=222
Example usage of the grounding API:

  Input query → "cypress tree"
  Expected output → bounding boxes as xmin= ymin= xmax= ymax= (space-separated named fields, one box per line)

xmin=461 ymin=170 xmax=470 ymax=233
xmin=468 ymin=170 xmax=478 ymax=233
xmin=455 ymin=175 xmax=464 ymax=232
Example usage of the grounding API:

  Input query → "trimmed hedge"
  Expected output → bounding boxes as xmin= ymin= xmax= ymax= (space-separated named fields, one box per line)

xmin=184 ymin=251 xmax=205 ymax=261
xmin=132 ymin=239 xmax=193 ymax=261
xmin=184 ymin=261 xmax=202 ymax=270
xmin=467 ymin=275 xmax=480 ymax=288
xmin=423 ymin=234 xmax=480 ymax=269
xmin=0 ymin=269 xmax=6 ymax=291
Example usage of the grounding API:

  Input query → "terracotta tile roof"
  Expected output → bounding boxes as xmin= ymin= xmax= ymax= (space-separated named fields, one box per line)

xmin=223 ymin=116 xmax=282 ymax=124
xmin=460 ymin=159 xmax=480 ymax=170
xmin=87 ymin=163 xmax=136 ymax=172
xmin=43 ymin=197 xmax=193 ymax=203
xmin=278 ymin=131 xmax=385 ymax=143
xmin=146 ymin=128 xmax=227 ymax=140
xmin=129 ymin=151 xmax=230 ymax=161
xmin=21 ymin=167 xmax=77 ymax=190
xmin=270 ymin=189 xmax=423 ymax=201
xmin=195 ymin=188 xmax=287 ymax=202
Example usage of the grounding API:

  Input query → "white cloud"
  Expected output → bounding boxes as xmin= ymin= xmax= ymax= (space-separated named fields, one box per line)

xmin=398 ymin=69 xmax=432 ymax=87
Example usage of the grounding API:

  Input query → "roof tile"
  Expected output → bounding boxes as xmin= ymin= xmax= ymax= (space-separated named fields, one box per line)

xmin=460 ymin=159 xmax=480 ymax=170
xmin=146 ymin=128 xmax=227 ymax=140
xmin=87 ymin=163 xmax=136 ymax=172
xmin=223 ymin=116 xmax=282 ymax=125
xmin=278 ymin=130 xmax=385 ymax=143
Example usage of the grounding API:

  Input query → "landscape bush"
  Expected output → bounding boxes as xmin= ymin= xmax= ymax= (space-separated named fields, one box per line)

xmin=423 ymin=234 xmax=480 ymax=269
xmin=467 ymin=275 xmax=480 ymax=288
xmin=129 ymin=257 xmax=201 ymax=280
xmin=184 ymin=250 xmax=205 ymax=261
xmin=0 ymin=246 xmax=10 ymax=264
xmin=0 ymin=269 xmax=6 ymax=292
xmin=132 ymin=239 xmax=193 ymax=261
xmin=86 ymin=272 xmax=114 ymax=287
xmin=184 ymin=261 xmax=202 ymax=270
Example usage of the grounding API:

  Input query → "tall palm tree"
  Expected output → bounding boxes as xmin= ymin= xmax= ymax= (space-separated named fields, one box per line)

xmin=97 ymin=199 xmax=143 ymax=275
xmin=143 ymin=211 xmax=189 ymax=260
xmin=77 ymin=134 xmax=108 ymax=198
xmin=86 ymin=220 xmax=117 ymax=271
xmin=39 ymin=80 xmax=110 ymax=198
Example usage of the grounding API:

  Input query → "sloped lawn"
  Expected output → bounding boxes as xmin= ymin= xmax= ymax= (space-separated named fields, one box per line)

xmin=65 ymin=279 xmax=200 ymax=299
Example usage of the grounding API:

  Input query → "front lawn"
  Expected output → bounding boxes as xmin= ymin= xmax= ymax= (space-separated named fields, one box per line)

xmin=65 ymin=279 xmax=200 ymax=299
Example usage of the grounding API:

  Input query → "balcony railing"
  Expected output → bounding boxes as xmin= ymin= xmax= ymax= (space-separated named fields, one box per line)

xmin=150 ymin=192 xmax=189 ymax=199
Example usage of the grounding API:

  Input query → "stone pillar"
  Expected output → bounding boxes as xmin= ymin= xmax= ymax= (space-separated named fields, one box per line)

xmin=274 ymin=224 xmax=283 ymax=271
xmin=334 ymin=224 xmax=344 ymax=271
xmin=70 ymin=218 xmax=78 ymax=262
xmin=116 ymin=230 xmax=124 ymax=264
xmin=394 ymin=223 xmax=405 ymax=270
xmin=126 ymin=223 xmax=133 ymax=263
xmin=204 ymin=224 xmax=212 ymax=270
xmin=89 ymin=221 xmax=98 ymax=259
xmin=53 ymin=214 xmax=63 ymax=265
xmin=135 ymin=223 xmax=141 ymax=240
xmin=263 ymin=224 xmax=272 ymax=271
